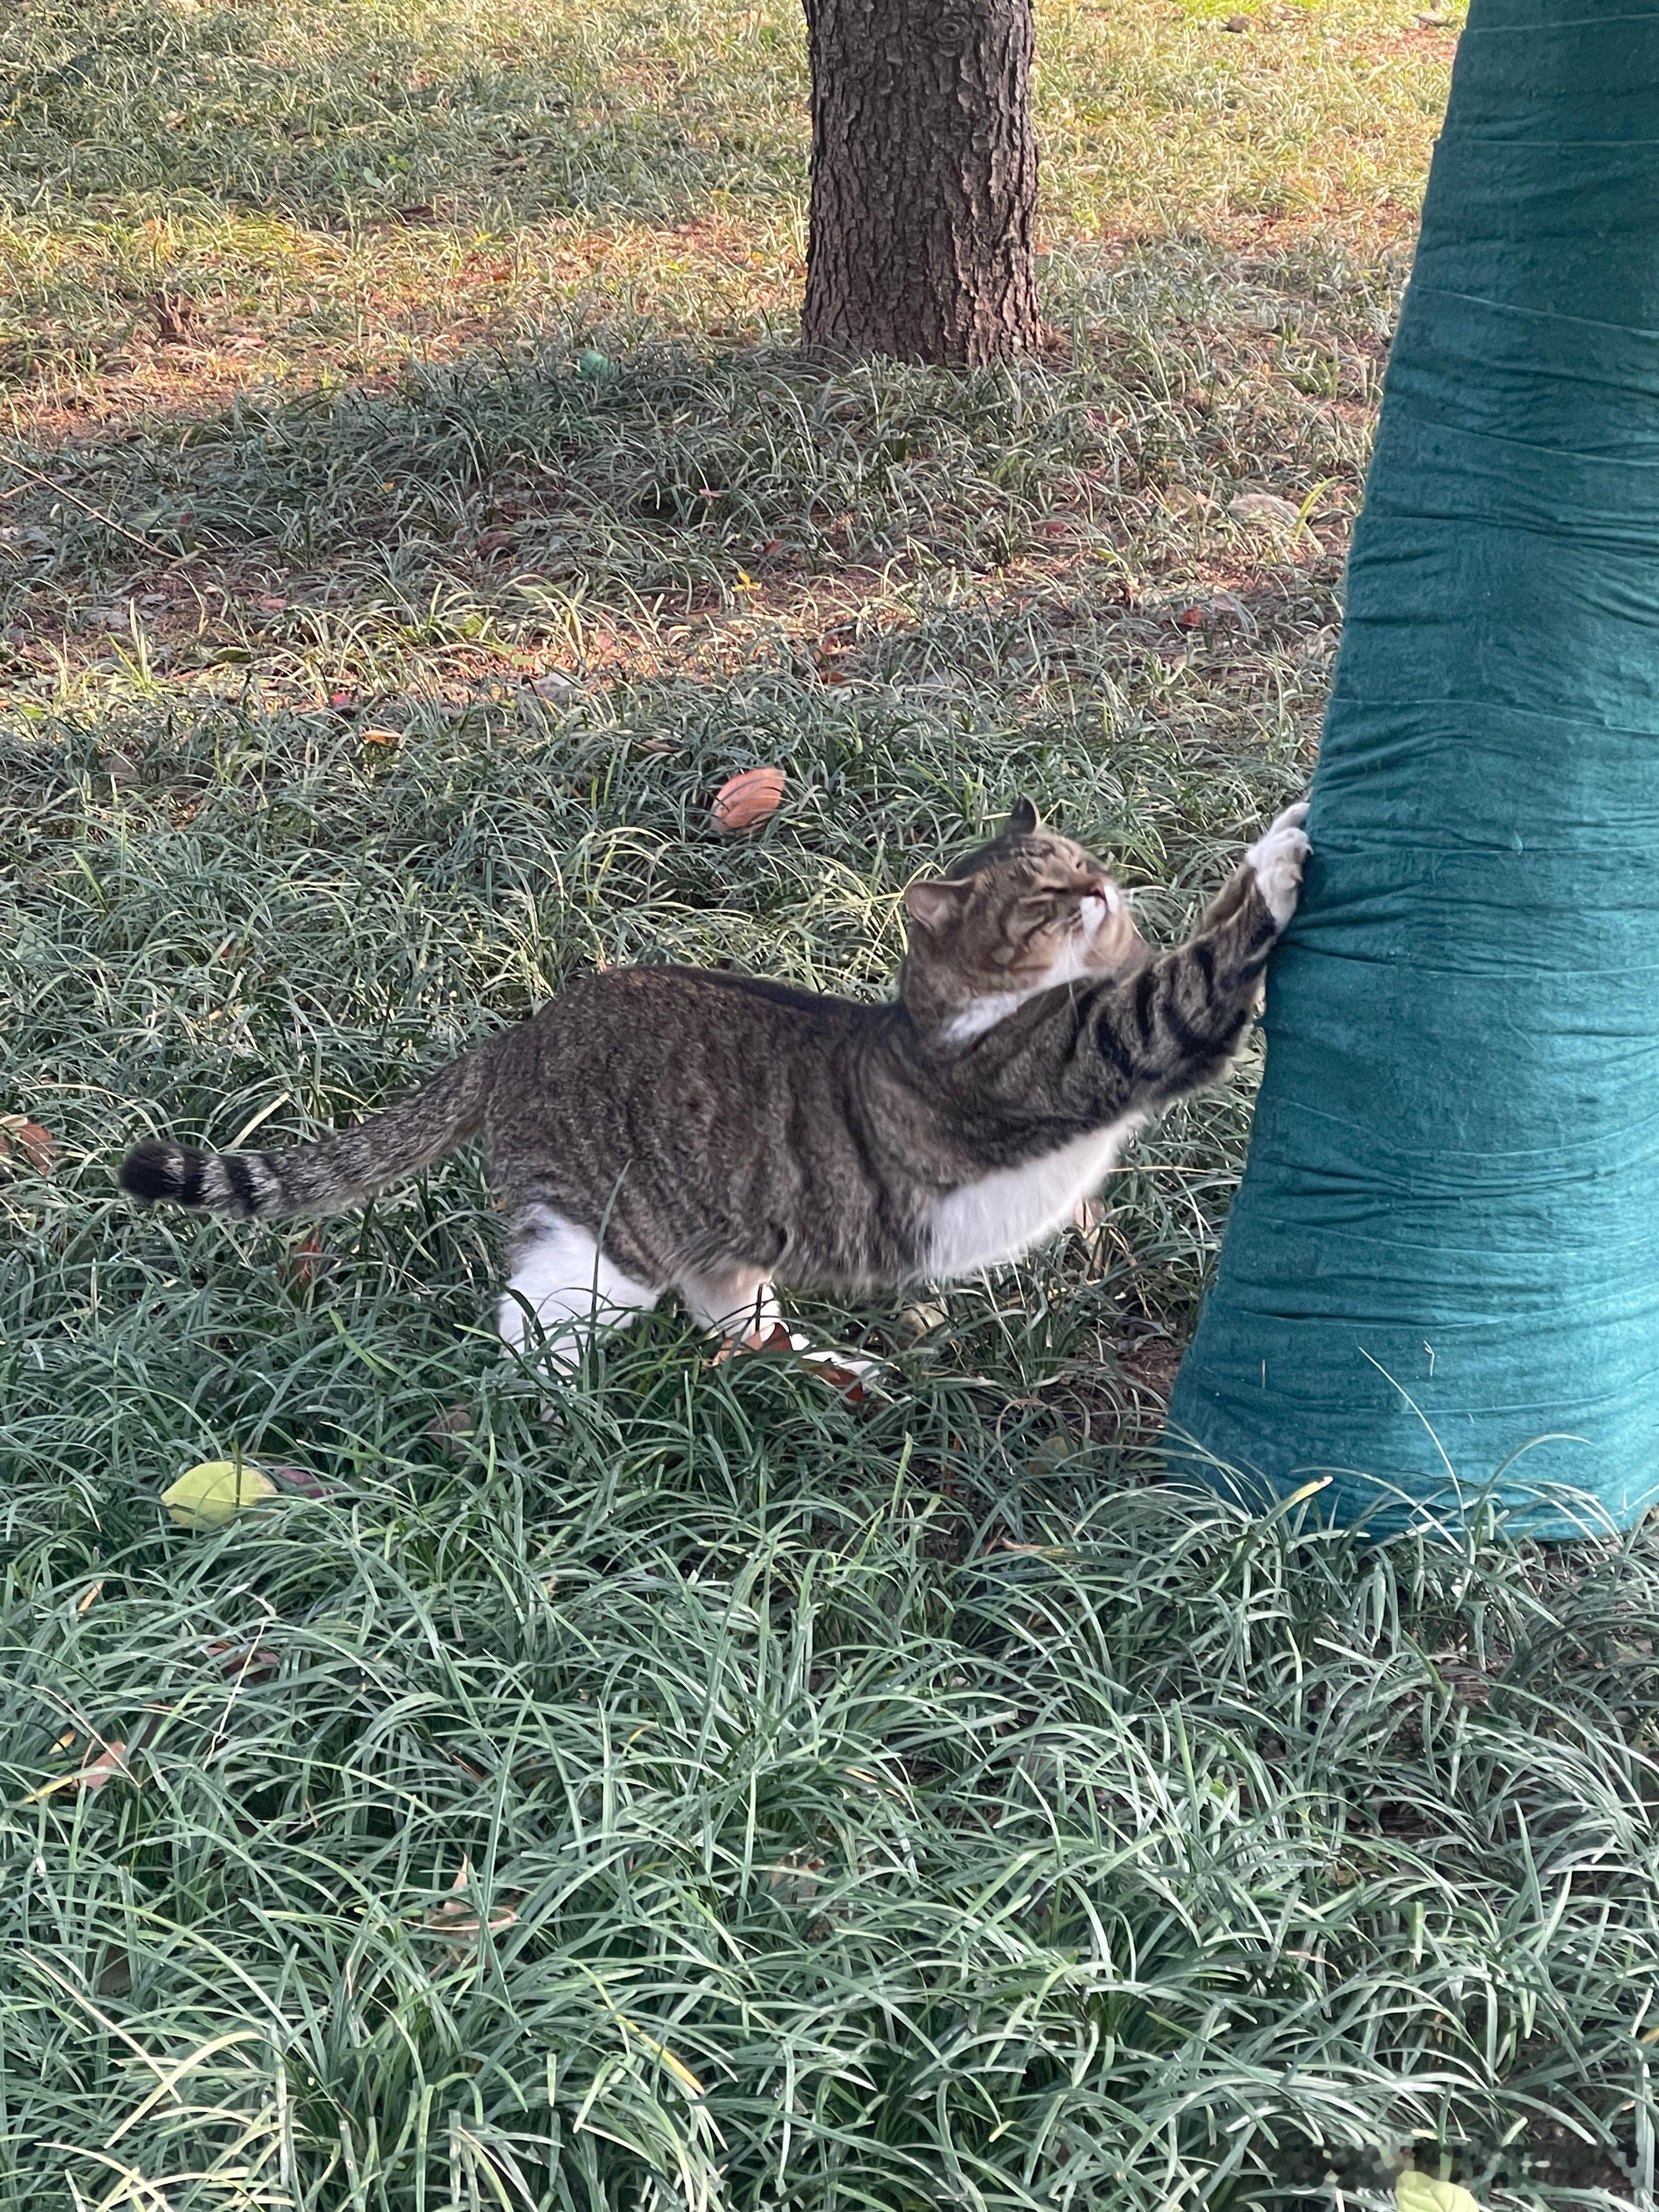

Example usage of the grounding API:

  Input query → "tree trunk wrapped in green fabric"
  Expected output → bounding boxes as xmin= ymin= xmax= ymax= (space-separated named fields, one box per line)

xmin=1169 ymin=0 xmax=1659 ymax=1535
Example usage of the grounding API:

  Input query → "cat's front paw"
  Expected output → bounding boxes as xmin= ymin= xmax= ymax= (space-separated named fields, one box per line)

xmin=1246 ymin=800 xmax=1311 ymax=928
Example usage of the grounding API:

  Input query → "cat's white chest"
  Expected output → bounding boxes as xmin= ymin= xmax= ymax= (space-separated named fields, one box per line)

xmin=927 ymin=1117 xmax=1141 ymax=1278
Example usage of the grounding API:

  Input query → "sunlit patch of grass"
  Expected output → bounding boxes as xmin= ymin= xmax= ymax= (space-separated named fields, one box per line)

xmin=1 ymin=0 xmax=1450 ymax=424
xmin=1041 ymin=0 xmax=1456 ymax=241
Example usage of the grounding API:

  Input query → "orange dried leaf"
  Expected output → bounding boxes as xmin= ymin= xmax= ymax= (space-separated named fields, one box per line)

xmin=807 ymin=1359 xmax=867 ymax=1406
xmin=202 ymin=1639 xmax=283 ymax=1677
xmin=0 ymin=1117 xmax=57 ymax=1173
xmin=280 ymin=1233 xmax=328 ymax=1289
xmin=24 ymin=1738 xmax=130 ymax=1803
xmin=712 ymin=766 xmax=786 ymax=833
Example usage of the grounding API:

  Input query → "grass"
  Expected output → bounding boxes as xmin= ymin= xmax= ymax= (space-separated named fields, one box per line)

xmin=4 ymin=1 xmax=1658 ymax=2207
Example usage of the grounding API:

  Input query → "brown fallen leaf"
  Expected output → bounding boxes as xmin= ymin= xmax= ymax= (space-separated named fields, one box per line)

xmin=713 ymin=1323 xmax=870 ymax=1404
xmin=712 ymin=765 xmax=787 ymax=833
xmin=0 ymin=1116 xmax=57 ymax=1174
xmin=263 ymin=1463 xmax=329 ymax=1499
xmin=202 ymin=1639 xmax=282 ymax=1677
xmin=805 ymin=1358 xmax=867 ymax=1405
xmin=279 ymin=1233 xmax=328 ymax=1290
xmin=23 ymin=1737 xmax=131 ymax=1803
xmin=359 ymin=727 xmax=399 ymax=747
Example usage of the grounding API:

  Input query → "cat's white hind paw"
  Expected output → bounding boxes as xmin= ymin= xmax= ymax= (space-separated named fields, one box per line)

xmin=1246 ymin=801 xmax=1311 ymax=928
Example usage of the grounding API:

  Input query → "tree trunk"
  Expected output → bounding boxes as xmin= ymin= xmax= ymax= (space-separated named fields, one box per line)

xmin=800 ymin=0 xmax=1039 ymax=366
xmin=1168 ymin=0 xmax=1659 ymax=1535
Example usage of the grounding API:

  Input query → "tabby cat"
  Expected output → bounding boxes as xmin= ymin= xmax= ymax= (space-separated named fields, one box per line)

xmin=120 ymin=799 xmax=1310 ymax=1361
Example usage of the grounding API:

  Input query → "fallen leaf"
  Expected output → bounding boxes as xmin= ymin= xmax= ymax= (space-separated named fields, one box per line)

xmin=77 ymin=1580 xmax=105 ymax=1615
xmin=256 ymin=595 xmax=287 ymax=613
xmin=279 ymin=1232 xmax=328 ymax=1289
xmin=760 ymin=538 xmax=786 ymax=555
xmin=477 ymin=528 xmax=516 ymax=555
xmin=1231 ymin=490 xmax=1306 ymax=535
xmin=712 ymin=765 xmax=787 ymax=833
xmin=711 ymin=1320 xmax=792 ymax=1365
xmin=1176 ymin=605 xmax=1205 ymax=630
xmin=23 ymin=1738 xmax=131 ymax=1803
xmin=202 ymin=1639 xmax=282 ymax=1677
xmin=529 ymin=670 xmax=577 ymax=703
xmin=359 ymin=727 xmax=399 ymax=746
xmin=161 ymin=1459 xmax=279 ymax=1530
xmin=898 ymin=1300 xmax=949 ymax=1340
xmin=806 ymin=1357 xmax=867 ymax=1405
xmin=1397 ymin=2179 xmax=1482 ymax=2212
xmin=264 ymin=1463 xmax=328 ymax=1499
xmin=0 ymin=1116 xmax=57 ymax=1174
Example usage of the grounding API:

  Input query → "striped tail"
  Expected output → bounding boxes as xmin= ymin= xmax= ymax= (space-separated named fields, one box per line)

xmin=119 ymin=1042 xmax=495 ymax=1223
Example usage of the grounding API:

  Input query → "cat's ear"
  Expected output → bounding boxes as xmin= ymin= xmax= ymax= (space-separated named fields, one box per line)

xmin=1004 ymin=797 xmax=1042 ymax=838
xmin=904 ymin=879 xmax=970 ymax=935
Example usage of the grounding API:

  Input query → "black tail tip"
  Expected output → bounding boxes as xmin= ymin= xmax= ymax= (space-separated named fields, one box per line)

xmin=120 ymin=1141 xmax=208 ymax=1206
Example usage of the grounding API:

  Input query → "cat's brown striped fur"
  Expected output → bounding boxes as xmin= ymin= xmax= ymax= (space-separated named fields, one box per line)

xmin=120 ymin=800 xmax=1309 ymax=1359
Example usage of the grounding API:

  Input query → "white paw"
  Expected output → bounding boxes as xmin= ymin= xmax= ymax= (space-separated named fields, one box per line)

xmin=1246 ymin=800 xmax=1311 ymax=928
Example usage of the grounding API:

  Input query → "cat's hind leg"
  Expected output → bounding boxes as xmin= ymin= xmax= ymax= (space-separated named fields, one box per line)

xmin=499 ymin=1209 xmax=662 ymax=1368
xmin=678 ymin=1266 xmax=883 ymax=1390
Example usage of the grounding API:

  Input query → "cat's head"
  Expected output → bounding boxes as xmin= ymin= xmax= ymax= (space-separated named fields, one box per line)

xmin=900 ymin=799 xmax=1148 ymax=1043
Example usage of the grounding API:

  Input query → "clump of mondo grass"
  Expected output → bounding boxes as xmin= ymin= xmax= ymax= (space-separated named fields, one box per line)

xmin=3 ymin=674 xmax=1651 ymax=2210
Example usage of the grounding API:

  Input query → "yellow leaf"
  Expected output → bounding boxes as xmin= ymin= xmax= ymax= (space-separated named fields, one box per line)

xmin=161 ymin=1459 xmax=278 ymax=1530
xmin=1398 ymin=2176 xmax=1483 ymax=2212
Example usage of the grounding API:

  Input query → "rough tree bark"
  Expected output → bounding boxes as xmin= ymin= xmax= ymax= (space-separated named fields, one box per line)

xmin=800 ymin=0 xmax=1040 ymax=365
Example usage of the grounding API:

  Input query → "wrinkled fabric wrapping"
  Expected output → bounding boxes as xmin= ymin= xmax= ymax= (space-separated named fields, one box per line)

xmin=1167 ymin=0 xmax=1659 ymax=1534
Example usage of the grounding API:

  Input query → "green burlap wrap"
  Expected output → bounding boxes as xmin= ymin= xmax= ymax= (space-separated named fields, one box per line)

xmin=1168 ymin=0 xmax=1659 ymax=1534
